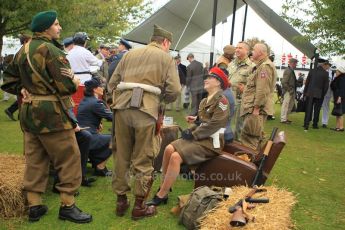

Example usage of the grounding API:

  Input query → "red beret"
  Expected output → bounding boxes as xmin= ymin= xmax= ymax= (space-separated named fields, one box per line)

xmin=208 ymin=67 xmax=229 ymax=90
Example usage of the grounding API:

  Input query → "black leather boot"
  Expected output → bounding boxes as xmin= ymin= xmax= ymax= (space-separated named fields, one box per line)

xmin=59 ymin=204 xmax=92 ymax=223
xmin=28 ymin=205 xmax=48 ymax=222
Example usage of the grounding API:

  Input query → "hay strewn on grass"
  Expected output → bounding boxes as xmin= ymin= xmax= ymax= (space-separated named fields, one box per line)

xmin=0 ymin=154 xmax=26 ymax=218
xmin=200 ymin=186 xmax=297 ymax=230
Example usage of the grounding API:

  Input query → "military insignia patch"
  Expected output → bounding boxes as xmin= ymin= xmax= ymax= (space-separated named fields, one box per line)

xmin=218 ymin=98 xmax=228 ymax=111
xmin=260 ymin=71 xmax=267 ymax=78
xmin=58 ymin=56 xmax=68 ymax=64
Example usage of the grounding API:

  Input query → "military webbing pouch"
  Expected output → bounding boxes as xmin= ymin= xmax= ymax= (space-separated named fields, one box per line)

xmin=179 ymin=186 xmax=223 ymax=230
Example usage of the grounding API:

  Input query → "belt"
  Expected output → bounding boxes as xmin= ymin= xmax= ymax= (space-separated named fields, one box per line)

xmin=74 ymin=71 xmax=92 ymax=75
xmin=117 ymin=82 xmax=161 ymax=95
xmin=29 ymin=95 xmax=70 ymax=101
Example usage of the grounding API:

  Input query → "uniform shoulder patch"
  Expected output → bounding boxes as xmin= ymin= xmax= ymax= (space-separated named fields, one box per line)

xmin=218 ymin=97 xmax=228 ymax=111
xmin=58 ymin=56 xmax=69 ymax=64
xmin=260 ymin=71 xmax=267 ymax=78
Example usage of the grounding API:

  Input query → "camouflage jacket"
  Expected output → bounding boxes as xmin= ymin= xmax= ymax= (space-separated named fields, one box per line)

xmin=227 ymin=57 xmax=254 ymax=103
xmin=1 ymin=34 xmax=77 ymax=134
xmin=240 ymin=57 xmax=276 ymax=117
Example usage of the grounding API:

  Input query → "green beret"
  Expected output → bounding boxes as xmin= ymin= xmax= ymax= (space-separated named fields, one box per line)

xmin=31 ymin=10 xmax=57 ymax=32
xmin=153 ymin=24 xmax=173 ymax=42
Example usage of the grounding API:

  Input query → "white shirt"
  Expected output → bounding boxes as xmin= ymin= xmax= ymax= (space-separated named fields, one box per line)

xmin=67 ymin=46 xmax=103 ymax=83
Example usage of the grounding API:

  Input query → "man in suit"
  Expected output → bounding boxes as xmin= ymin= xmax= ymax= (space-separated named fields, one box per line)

xmin=186 ymin=53 xmax=206 ymax=115
xmin=166 ymin=55 xmax=187 ymax=111
xmin=303 ymin=58 xmax=330 ymax=130
xmin=280 ymin=58 xmax=298 ymax=123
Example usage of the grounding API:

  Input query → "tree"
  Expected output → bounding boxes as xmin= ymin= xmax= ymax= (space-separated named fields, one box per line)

xmin=0 ymin=0 xmax=151 ymax=54
xmin=282 ymin=0 xmax=345 ymax=56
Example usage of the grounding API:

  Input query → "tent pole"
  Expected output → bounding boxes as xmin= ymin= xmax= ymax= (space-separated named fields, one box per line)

xmin=241 ymin=1 xmax=248 ymax=41
xmin=210 ymin=0 xmax=218 ymax=67
xmin=230 ymin=0 xmax=237 ymax=45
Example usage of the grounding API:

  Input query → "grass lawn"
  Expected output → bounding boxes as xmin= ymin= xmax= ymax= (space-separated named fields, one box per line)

xmin=0 ymin=95 xmax=344 ymax=230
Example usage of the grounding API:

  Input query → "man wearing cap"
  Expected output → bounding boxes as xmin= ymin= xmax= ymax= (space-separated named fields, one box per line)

xmin=67 ymin=32 xmax=103 ymax=84
xmin=186 ymin=53 xmax=206 ymax=115
xmin=108 ymin=24 xmax=180 ymax=220
xmin=240 ymin=43 xmax=276 ymax=151
xmin=108 ymin=38 xmax=132 ymax=78
xmin=96 ymin=44 xmax=111 ymax=84
xmin=280 ymin=58 xmax=298 ymax=124
xmin=303 ymin=58 xmax=330 ymax=130
xmin=63 ymin=37 xmax=74 ymax=52
xmin=147 ymin=67 xmax=230 ymax=206
xmin=227 ymin=41 xmax=255 ymax=141
xmin=1 ymin=11 xmax=92 ymax=223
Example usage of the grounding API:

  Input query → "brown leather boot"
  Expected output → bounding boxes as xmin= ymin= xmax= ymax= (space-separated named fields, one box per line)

xmin=116 ymin=195 xmax=130 ymax=217
xmin=131 ymin=196 xmax=157 ymax=220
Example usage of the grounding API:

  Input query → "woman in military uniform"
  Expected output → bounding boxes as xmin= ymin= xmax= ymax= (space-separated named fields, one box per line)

xmin=147 ymin=67 xmax=230 ymax=206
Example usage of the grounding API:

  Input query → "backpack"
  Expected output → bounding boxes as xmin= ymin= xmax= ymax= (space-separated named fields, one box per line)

xmin=179 ymin=186 xmax=223 ymax=230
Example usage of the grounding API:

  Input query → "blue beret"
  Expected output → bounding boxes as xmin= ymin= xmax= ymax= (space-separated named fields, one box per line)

xmin=84 ymin=78 xmax=101 ymax=89
xmin=63 ymin=37 xmax=74 ymax=46
xmin=119 ymin=38 xmax=132 ymax=50
xmin=31 ymin=10 xmax=57 ymax=32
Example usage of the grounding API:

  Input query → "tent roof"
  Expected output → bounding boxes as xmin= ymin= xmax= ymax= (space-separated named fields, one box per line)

xmin=124 ymin=0 xmax=316 ymax=58
xmin=124 ymin=0 xmax=244 ymax=51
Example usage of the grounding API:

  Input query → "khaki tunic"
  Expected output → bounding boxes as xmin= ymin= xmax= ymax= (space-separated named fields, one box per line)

xmin=109 ymin=42 xmax=181 ymax=197
xmin=172 ymin=90 xmax=230 ymax=165
xmin=240 ymin=57 xmax=276 ymax=150
xmin=227 ymin=57 xmax=254 ymax=140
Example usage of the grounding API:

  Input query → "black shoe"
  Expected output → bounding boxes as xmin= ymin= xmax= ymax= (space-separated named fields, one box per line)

xmin=312 ymin=125 xmax=319 ymax=129
xmin=81 ymin=177 xmax=96 ymax=187
xmin=59 ymin=204 xmax=92 ymax=223
xmin=146 ymin=195 xmax=168 ymax=206
xmin=267 ymin=115 xmax=275 ymax=120
xmin=28 ymin=205 xmax=48 ymax=222
xmin=322 ymin=124 xmax=327 ymax=128
xmin=303 ymin=126 xmax=309 ymax=131
xmin=94 ymin=167 xmax=112 ymax=177
xmin=4 ymin=109 xmax=16 ymax=121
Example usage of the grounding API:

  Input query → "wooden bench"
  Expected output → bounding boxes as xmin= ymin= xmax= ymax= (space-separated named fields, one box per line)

xmin=194 ymin=131 xmax=286 ymax=188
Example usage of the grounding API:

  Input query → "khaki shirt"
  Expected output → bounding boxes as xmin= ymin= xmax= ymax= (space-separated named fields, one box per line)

xmin=108 ymin=42 xmax=181 ymax=120
xmin=240 ymin=57 xmax=276 ymax=116
xmin=227 ymin=57 xmax=254 ymax=103
xmin=190 ymin=90 xmax=230 ymax=151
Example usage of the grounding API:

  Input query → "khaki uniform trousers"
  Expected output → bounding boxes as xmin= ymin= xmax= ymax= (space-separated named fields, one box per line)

xmin=24 ymin=129 xmax=81 ymax=206
xmin=112 ymin=109 xmax=160 ymax=197
xmin=233 ymin=102 xmax=244 ymax=141
xmin=280 ymin=91 xmax=295 ymax=121
xmin=240 ymin=113 xmax=267 ymax=151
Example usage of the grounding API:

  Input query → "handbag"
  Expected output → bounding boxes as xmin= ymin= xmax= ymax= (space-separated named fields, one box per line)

xmin=331 ymin=103 xmax=343 ymax=116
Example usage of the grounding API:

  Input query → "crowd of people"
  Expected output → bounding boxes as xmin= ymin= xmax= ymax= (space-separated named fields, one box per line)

xmin=1 ymin=9 xmax=344 ymax=225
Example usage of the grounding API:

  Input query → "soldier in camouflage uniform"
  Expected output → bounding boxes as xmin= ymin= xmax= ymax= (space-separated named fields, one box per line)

xmin=227 ymin=41 xmax=255 ymax=141
xmin=240 ymin=43 xmax=276 ymax=151
xmin=1 ymin=11 xmax=92 ymax=223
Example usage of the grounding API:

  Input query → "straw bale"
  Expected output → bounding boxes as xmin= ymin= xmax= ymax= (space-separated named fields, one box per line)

xmin=200 ymin=186 xmax=297 ymax=230
xmin=0 ymin=154 xmax=26 ymax=218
